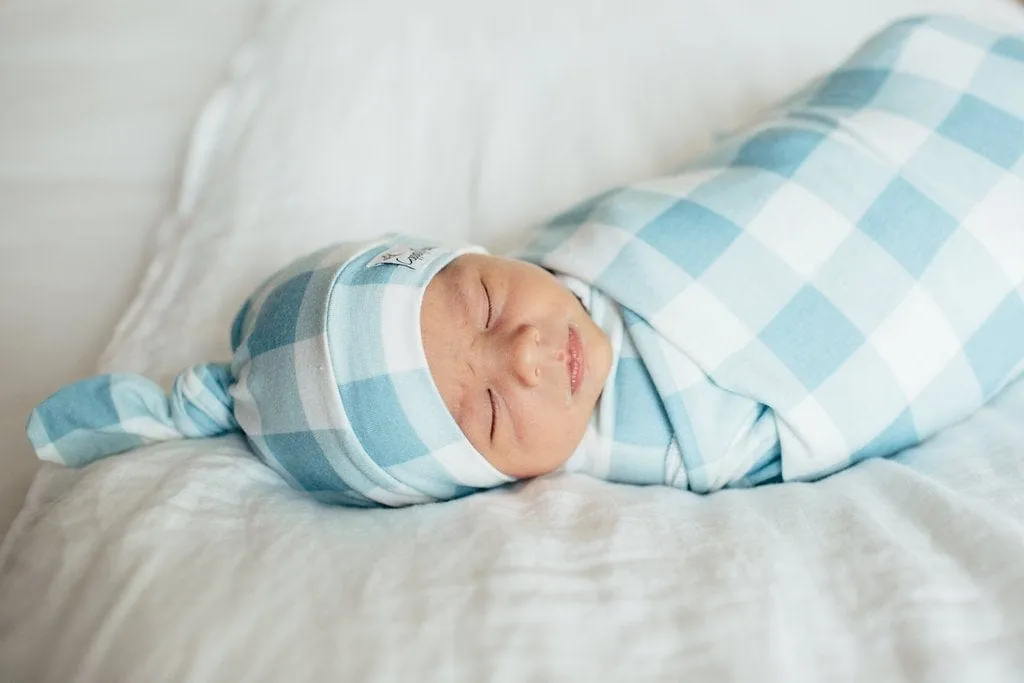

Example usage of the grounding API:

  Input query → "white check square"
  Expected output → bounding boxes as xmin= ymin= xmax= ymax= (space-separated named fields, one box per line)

xmin=654 ymin=282 xmax=750 ymax=371
xmin=963 ymin=174 xmax=1024 ymax=284
xmin=548 ymin=222 xmax=635 ymax=284
xmin=745 ymin=181 xmax=854 ymax=279
xmin=869 ymin=285 xmax=961 ymax=400
xmin=840 ymin=110 xmax=934 ymax=168
xmin=778 ymin=395 xmax=848 ymax=480
xmin=894 ymin=26 xmax=988 ymax=90
xmin=380 ymin=284 xmax=426 ymax=374
xmin=293 ymin=336 xmax=344 ymax=431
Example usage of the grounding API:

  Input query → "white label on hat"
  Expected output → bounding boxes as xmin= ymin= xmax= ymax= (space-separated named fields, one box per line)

xmin=366 ymin=245 xmax=439 ymax=271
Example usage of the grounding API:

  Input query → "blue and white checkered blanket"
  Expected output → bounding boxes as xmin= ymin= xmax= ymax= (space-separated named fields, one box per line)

xmin=519 ymin=15 xmax=1024 ymax=491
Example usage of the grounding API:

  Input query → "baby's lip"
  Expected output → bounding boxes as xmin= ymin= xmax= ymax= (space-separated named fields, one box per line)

xmin=566 ymin=324 xmax=585 ymax=396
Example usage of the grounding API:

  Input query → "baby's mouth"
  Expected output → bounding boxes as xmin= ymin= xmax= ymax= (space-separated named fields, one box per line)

xmin=566 ymin=324 xmax=585 ymax=396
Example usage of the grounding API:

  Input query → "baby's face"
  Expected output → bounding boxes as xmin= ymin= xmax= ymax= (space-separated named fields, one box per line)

xmin=421 ymin=254 xmax=612 ymax=479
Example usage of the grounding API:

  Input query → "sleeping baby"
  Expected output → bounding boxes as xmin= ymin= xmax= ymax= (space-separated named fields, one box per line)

xmin=27 ymin=15 xmax=1024 ymax=506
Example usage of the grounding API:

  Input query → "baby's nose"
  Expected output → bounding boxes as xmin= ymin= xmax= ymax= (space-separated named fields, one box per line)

xmin=510 ymin=325 xmax=541 ymax=387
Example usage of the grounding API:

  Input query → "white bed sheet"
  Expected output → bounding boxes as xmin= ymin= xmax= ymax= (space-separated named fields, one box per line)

xmin=0 ymin=0 xmax=260 ymax=538
xmin=2 ymin=376 xmax=1023 ymax=682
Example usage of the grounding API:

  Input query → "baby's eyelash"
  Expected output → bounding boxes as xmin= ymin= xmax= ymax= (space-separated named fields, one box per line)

xmin=487 ymin=389 xmax=497 ymax=441
xmin=482 ymin=279 xmax=494 ymax=329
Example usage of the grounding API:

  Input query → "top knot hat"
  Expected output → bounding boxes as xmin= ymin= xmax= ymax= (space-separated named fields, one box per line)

xmin=28 ymin=234 xmax=514 ymax=507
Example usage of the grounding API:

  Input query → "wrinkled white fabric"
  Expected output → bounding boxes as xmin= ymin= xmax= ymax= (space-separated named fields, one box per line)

xmin=2 ymin=378 xmax=1023 ymax=683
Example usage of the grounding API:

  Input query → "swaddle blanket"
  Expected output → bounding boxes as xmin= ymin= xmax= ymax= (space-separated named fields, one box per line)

xmin=520 ymin=15 xmax=1024 ymax=492
xmin=27 ymin=236 xmax=512 ymax=507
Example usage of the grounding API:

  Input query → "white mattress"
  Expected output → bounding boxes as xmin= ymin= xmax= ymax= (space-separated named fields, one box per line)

xmin=0 ymin=0 xmax=260 ymax=538
xmin=3 ymin=371 xmax=1024 ymax=682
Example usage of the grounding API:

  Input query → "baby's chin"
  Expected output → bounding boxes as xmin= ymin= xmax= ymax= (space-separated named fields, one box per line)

xmin=483 ymin=438 xmax=583 ymax=480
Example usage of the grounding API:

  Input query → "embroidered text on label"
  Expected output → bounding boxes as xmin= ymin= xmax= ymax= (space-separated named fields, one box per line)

xmin=367 ymin=245 xmax=438 ymax=271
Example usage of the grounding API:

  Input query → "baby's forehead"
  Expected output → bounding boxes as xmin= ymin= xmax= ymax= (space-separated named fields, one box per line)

xmin=445 ymin=251 xmax=559 ymax=280
xmin=446 ymin=251 xmax=507 ymax=269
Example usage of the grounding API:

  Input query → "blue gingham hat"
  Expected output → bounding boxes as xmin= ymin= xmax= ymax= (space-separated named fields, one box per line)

xmin=27 ymin=234 xmax=514 ymax=507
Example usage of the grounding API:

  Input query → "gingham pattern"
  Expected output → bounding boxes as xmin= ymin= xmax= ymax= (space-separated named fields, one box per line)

xmin=557 ymin=274 xmax=690 ymax=489
xmin=28 ymin=365 xmax=236 ymax=468
xmin=229 ymin=237 xmax=511 ymax=506
xmin=521 ymin=16 xmax=1024 ymax=492
xmin=28 ymin=236 xmax=512 ymax=507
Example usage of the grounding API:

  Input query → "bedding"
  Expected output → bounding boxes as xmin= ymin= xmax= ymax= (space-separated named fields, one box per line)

xmin=0 ymin=0 xmax=260 ymax=538
xmin=4 ymin=0 xmax=1024 ymax=681
xmin=2 ymin=377 xmax=1024 ymax=682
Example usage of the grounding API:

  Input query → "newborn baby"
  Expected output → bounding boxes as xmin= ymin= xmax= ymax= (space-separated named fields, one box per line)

xmin=28 ymin=237 xmax=617 ymax=506
xmin=27 ymin=15 xmax=1024 ymax=506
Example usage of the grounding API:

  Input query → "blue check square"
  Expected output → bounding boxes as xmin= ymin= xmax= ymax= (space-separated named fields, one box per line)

xmin=858 ymin=177 xmax=958 ymax=277
xmin=937 ymin=95 xmax=1024 ymax=169
xmin=852 ymin=409 xmax=918 ymax=463
xmin=614 ymin=358 xmax=674 ymax=447
xmin=808 ymin=69 xmax=890 ymax=109
xmin=338 ymin=374 xmax=429 ymax=467
xmin=247 ymin=271 xmax=313 ymax=356
xmin=638 ymin=200 xmax=741 ymax=277
xmin=33 ymin=375 xmax=123 ymax=442
xmin=759 ymin=286 xmax=865 ymax=390
xmin=734 ymin=128 xmax=828 ymax=178
xmin=993 ymin=37 xmax=1024 ymax=64
xmin=262 ymin=430 xmax=347 ymax=492
xmin=965 ymin=293 xmax=1024 ymax=395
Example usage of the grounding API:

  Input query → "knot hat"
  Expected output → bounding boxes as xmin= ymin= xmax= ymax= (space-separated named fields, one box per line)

xmin=27 ymin=235 xmax=514 ymax=507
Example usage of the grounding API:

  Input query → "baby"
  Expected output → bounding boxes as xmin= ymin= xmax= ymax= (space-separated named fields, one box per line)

xmin=27 ymin=237 xmax=615 ymax=506
xmin=27 ymin=15 xmax=1024 ymax=506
